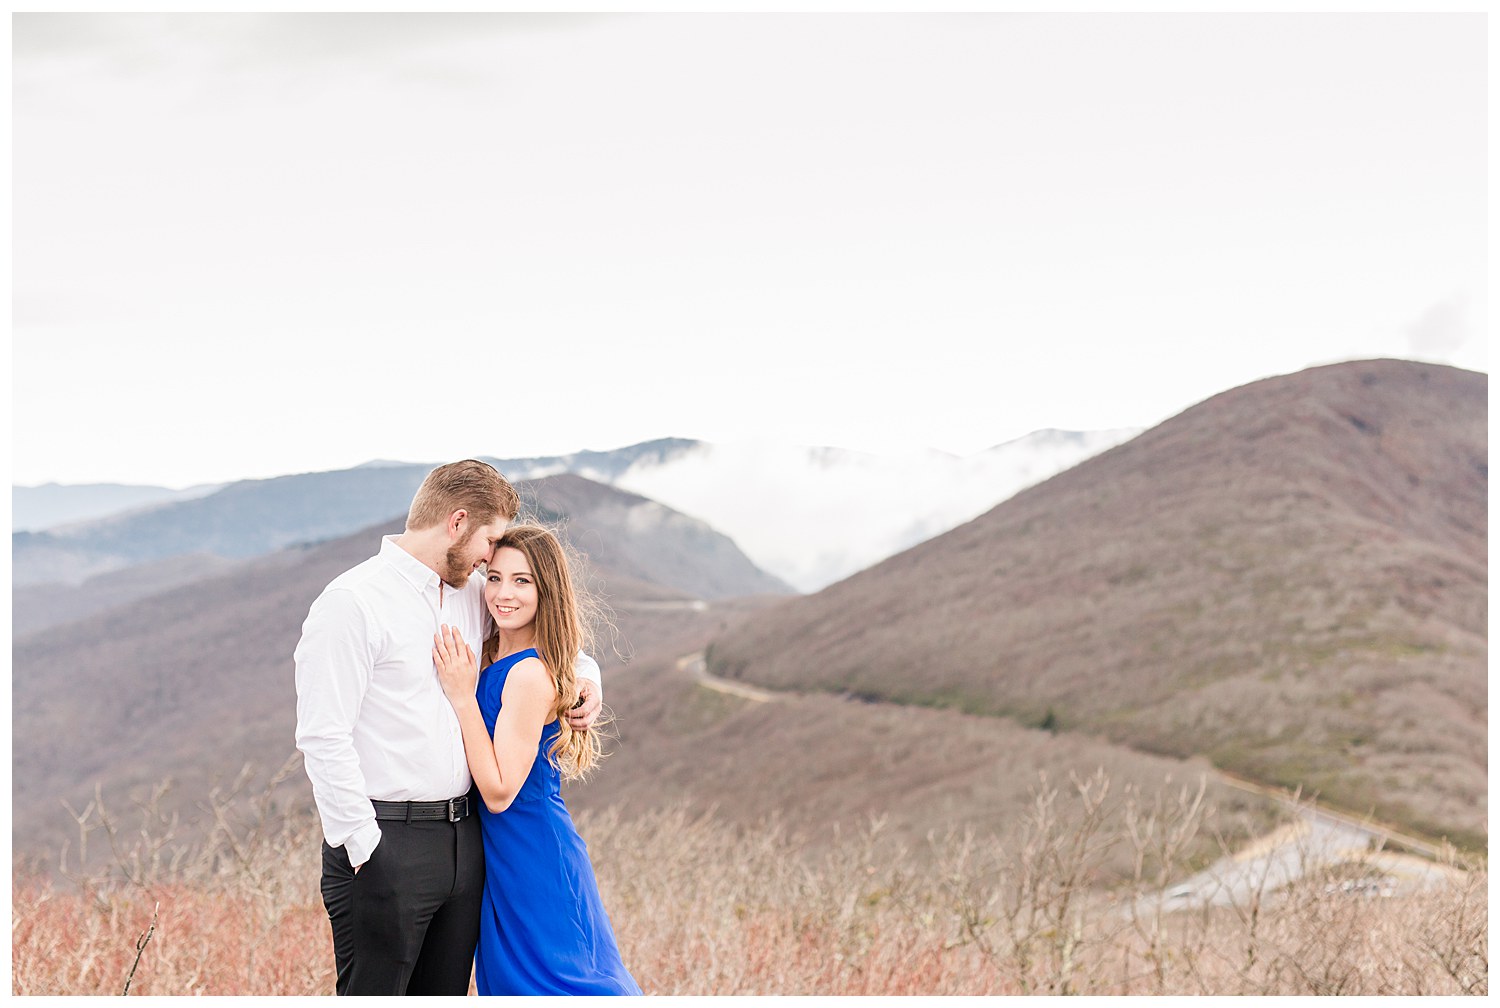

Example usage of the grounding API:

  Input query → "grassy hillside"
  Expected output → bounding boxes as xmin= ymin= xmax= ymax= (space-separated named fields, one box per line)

xmin=566 ymin=619 xmax=1275 ymax=871
xmin=707 ymin=360 xmax=1486 ymax=847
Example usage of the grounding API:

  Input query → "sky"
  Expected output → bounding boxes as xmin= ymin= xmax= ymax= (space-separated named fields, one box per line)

xmin=11 ymin=12 xmax=1489 ymax=489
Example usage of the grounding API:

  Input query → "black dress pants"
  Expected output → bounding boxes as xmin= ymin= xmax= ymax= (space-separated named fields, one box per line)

xmin=319 ymin=812 xmax=485 ymax=996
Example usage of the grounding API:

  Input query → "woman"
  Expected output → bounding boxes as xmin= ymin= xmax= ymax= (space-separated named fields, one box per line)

xmin=432 ymin=524 xmax=640 ymax=996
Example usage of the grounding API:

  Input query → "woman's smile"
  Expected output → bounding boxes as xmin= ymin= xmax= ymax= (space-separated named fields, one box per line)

xmin=484 ymin=546 xmax=539 ymax=634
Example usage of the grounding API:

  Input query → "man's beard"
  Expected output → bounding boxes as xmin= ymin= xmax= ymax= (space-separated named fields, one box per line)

xmin=440 ymin=529 xmax=481 ymax=588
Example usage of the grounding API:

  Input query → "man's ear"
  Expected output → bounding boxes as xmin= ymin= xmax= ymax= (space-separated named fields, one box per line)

xmin=447 ymin=508 xmax=468 ymax=540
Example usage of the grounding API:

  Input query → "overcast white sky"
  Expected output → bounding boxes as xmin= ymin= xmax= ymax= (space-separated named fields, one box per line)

xmin=12 ymin=12 xmax=1488 ymax=489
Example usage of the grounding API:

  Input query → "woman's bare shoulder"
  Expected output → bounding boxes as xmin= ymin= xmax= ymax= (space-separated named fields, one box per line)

xmin=503 ymin=655 xmax=557 ymax=696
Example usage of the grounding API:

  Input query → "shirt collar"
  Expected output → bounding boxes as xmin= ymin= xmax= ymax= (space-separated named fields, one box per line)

xmin=380 ymin=535 xmax=443 ymax=593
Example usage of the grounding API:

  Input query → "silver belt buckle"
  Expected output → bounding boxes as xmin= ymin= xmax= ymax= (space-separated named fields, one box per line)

xmin=448 ymin=796 xmax=465 ymax=822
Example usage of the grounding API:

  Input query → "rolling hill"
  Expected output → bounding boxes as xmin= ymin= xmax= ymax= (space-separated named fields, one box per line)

xmin=706 ymin=359 xmax=1487 ymax=847
xmin=11 ymin=469 xmax=1268 ymax=873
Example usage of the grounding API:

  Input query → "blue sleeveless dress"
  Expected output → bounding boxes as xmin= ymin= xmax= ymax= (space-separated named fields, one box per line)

xmin=473 ymin=648 xmax=641 ymax=996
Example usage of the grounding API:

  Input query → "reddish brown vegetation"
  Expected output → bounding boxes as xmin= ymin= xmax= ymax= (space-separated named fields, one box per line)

xmin=13 ymin=772 xmax=1485 ymax=996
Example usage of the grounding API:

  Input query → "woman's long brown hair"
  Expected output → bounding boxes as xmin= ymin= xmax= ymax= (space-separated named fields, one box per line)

xmin=481 ymin=524 xmax=602 ymax=778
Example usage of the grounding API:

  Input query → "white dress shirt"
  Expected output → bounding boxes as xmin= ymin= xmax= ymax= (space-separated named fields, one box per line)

xmin=294 ymin=535 xmax=601 ymax=867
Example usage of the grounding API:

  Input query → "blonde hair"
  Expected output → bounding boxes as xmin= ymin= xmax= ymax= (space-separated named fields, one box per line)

xmin=407 ymin=460 xmax=520 ymax=531
xmin=482 ymin=524 xmax=605 ymax=779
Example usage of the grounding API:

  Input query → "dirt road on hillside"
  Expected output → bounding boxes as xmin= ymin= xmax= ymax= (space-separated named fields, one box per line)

xmin=677 ymin=650 xmax=778 ymax=703
xmin=673 ymin=644 xmax=1465 ymax=909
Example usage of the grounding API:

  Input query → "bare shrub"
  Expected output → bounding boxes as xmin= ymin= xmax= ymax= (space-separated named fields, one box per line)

xmin=13 ymin=757 xmax=331 ymax=996
xmin=11 ymin=763 xmax=1487 ymax=996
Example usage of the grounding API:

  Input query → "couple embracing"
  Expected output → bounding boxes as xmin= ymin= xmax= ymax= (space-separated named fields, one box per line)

xmin=294 ymin=460 xmax=641 ymax=996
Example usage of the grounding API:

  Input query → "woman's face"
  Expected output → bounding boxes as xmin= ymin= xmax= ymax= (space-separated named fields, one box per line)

xmin=484 ymin=546 xmax=539 ymax=634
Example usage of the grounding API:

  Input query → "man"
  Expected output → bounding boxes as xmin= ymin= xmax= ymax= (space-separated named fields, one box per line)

xmin=294 ymin=459 xmax=602 ymax=996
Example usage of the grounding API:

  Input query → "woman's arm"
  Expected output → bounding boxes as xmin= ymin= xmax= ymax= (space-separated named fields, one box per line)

xmin=433 ymin=625 xmax=557 ymax=814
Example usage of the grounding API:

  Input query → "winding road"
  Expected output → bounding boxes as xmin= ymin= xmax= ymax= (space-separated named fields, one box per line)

xmin=676 ymin=650 xmax=778 ymax=703
xmin=1131 ymin=802 xmax=1463 ymax=914
xmin=670 ymin=642 xmax=1465 ymax=910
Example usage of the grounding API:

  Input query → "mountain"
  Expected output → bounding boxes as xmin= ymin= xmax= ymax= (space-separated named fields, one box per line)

xmin=11 ymin=481 xmax=222 ymax=532
xmin=12 ymin=429 xmax=1135 ymax=591
xmin=705 ymin=360 xmax=1487 ymax=848
xmin=587 ymin=429 xmax=1140 ymax=591
xmin=9 ymin=473 xmax=785 ymax=860
xmin=12 ymin=553 xmax=238 ymax=637
xmin=10 ymin=516 xmax=1272 ymax=876
xmin=12 ymin=475 xmax=789 ymax=638
xmin=519 ymin=474 xmax=790 ymax=600
xmin=12 ymin=466 xmax=440 ymax=586
xmin=11 ymin=464 xmax=1269 ymax=874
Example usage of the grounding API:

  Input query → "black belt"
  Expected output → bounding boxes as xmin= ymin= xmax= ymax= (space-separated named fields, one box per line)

xmin=371 ymin=796 xmax=471 ymax=822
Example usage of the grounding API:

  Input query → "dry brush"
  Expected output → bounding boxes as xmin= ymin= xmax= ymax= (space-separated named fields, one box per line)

xmin=11 ymin=764 xmax=1486 ymax=996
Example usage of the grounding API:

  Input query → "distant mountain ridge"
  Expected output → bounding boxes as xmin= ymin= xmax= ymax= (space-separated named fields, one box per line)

xmin=12 ymin=429 xmax=1136 ymax=591
xmin=12 ymin=481 xmax=222 ymax=532
xmin=13 ymin=473 xmax=789 ymax=637
xmin=706 ymin=360 xmax=1487 ymax=847
xmin=12 ymin=466 xmax=438 ymax=585
xmin=521 ymin=473 xmax=790 ymax=601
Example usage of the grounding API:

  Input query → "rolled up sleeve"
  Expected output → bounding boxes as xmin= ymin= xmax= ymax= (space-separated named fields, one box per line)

xmin=575 ymin=651 xmax=602 ymax=687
